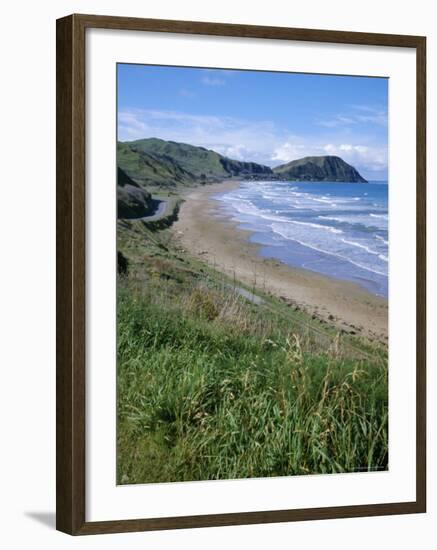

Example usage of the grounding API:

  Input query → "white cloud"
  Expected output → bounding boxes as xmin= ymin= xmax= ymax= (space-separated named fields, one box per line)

xmin=118 ymin=108 xmax=388 ymax=177
xmin=212 ymin=144 xmax=246 ymax=160
xmin=179 ymin=88 xmax=196 ymax=99
xmin=118 ymin=110 xmax=151 ymax=139
xmin=272 ymin=140 xmax=308 ymax=163
xmin=200 ymin=76 xmax=225 ymax=86
xmin=118 ymin=108 xmax=280 ymax=165
xmin=317 ymin=105 xmax=387 ymax=128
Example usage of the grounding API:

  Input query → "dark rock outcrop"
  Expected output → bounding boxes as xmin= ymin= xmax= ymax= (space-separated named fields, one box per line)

xmin=117 ymin=167 xmax=154 ymax=218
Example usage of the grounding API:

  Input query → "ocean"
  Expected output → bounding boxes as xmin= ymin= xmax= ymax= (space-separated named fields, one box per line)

xmin=214 ymin=180 xmax=389 ymax=297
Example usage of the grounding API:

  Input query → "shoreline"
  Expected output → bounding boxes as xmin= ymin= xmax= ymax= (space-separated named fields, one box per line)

xmin=173 ymin=181 xmax=388 ymax=341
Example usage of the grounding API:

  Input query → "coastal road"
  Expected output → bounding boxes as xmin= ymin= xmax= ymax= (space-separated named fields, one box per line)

xmin=135 ymin=199 xmax=169 ymax=222
xmin=147 ymin=200 xmax=167 ymax=219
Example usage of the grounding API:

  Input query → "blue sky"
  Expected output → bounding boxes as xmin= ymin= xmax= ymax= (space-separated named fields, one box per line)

xmin=118 ymin=64 xmax=388 ymax=180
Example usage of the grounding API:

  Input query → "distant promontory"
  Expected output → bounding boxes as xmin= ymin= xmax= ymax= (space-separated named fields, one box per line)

xmin=273 ymin=155 xmax=367 ymax=183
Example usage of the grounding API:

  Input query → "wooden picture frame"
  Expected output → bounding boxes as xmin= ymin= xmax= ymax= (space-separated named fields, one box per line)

xmin=56 ymin=13 xmax=426 ymax=535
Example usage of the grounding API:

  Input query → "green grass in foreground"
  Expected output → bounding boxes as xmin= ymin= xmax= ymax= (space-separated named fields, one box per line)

xmin=117 ymin=224 xmax=388 ymax=484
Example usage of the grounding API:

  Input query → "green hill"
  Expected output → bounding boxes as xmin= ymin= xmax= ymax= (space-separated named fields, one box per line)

xmin=117 ymin=138 xmax=273 ymax=188
xmin=273 ymin=155 xmax=367 ymax=183
xmin=118 ymin=141 xmax=197 ymax=189
xmin=118 ymin=139 xmax=367 ymax=188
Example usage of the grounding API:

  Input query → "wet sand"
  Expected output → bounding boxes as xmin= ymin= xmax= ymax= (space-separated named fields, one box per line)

xmin=173 ymin=182 xmax=388 ymax=341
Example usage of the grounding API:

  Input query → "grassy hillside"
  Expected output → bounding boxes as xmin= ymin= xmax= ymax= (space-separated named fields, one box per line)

xmin=118 ymin=138 xmax=273 ymax=189
xmin=274 ymin=155 xmax=367 ymax=182
xmin=117 ymin=220 xmax=388 ymax=484
xmin=118 ymin=141 xmax=197 ymax=189
xmin=127 ymin=138 xmax=227 ymax=178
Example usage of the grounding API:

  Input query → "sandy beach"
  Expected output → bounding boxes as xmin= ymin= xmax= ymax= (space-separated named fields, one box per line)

xmin=173 ymin=182 xmax=388 ymax=341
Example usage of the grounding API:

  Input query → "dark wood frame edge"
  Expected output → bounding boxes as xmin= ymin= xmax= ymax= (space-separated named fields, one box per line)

xmin=56 ymin=13 xmax=427 ymax=536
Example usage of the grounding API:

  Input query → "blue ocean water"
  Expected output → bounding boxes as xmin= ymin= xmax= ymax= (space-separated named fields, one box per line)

xmin=214 ymin=180 xmax=388 ymax=297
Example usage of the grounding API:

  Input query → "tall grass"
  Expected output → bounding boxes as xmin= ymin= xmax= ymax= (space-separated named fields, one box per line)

xmin=117 ymin=274 xmax=388 ymax=484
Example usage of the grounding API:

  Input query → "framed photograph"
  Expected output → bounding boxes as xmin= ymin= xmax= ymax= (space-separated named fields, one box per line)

xmin=56 ymin=14 xmax=426 ymax=535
